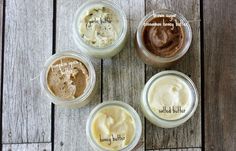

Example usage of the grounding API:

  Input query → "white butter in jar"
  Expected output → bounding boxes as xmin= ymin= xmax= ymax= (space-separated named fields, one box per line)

xmin=141 ymin=70 xmax=198 ymax=128
xmin=86 ymin=101 xmax=142 ymax=151
xmin=91 ymin=105 xmax=135 ymax=150
xmin=73 ymin=0 xmax=128 ymax=58
xmin=148 ymin=75 xmax=193 ymax=120
xmin=79 ymin=6 xmax=121 ymax=48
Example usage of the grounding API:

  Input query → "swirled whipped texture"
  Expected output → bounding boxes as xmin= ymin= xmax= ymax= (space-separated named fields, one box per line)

xmin=91 ymin=106 xmax=135 ymax=150
xmin=148 ymin=75 xmax=192 ymax=120
xmin=78 ymin=6 xmax=121 ymax=48
xmin=143 ymin=17 xmax=184 ymax=57
xmin=47 ymin=57 xmax=89 ymax=100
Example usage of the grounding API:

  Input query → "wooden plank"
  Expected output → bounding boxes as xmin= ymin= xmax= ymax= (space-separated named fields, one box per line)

xmin=54 ymin=0 xmax=101 ymax=150
xmin=151 ymin=148 xmax=201 ymax=151
xmin=0 ymin=0 xmax=4 ymax=145
xmin=2 ymin=143 xmax=51 ymax=151
xmin=145 ymin=0 xmax=201 ymax=149
xmin=102 ymin=0 xmax=145 ymax=150
xmin=203 ymin=0 xmax=236 ymax=150
xmin=2 ymin=0 xmax=53 ymax=143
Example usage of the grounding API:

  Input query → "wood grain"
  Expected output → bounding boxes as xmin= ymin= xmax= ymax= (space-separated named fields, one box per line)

xmin=0 ymin=0 xmax=3 ymax=145
xmin=203 ymin=0 xmax=236 ymax=150
xmin=102 ymin=0 xmax=145 ymax=150
xmin=145 ymin=0 xmax=201 ymax=149
xmin=2 ymin=143 xmax=51 ymax=151
xmin=2 ymin=0 xmax=53 ymax=143
xmin=5 ymin=0 xmax=236 ymax=150
xmin=151 ymin=148 xmax=201 ymax=151
xmin=54 ymin=0 xmax=101 ymax=150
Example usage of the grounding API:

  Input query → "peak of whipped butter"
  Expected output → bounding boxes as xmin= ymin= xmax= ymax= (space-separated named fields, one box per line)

xmin=47 ymin=57 xmax=89 ymax=100
xmin=91 ymin=105 xmax=135 ymax=150
xmin=148 ymin=75 xmax=192 ymax=120
xmin=78 ymin=6 xmax=121 ymax=48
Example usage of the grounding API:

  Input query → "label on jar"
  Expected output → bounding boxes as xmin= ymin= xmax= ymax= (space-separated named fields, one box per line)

xmin=148 ymin=75 xmax=193 ymax=120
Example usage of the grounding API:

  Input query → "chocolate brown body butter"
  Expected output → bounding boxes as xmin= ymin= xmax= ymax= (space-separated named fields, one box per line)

xmin=135 ymin=9 xmax=192 ymax=68
xmin=47 ymin=57 xmax=89 ymax=100
xmin=142 ymin=17 xmax=184 ymax=57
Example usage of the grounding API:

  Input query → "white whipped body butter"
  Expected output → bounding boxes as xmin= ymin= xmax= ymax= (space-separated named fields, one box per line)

xmin=141 ymin=71 xmax=198 ymax=128
xmin=148 ymin=75 xmax=192 ymax=120
xmin=86 ymin=101 xmax=142 ymax=151
xmin=91 ymin=106 xmax=135 ymax=150
xmin=79 ymin=6 xmax=121 ymax=48
xmin=73 ymin=0 xmax=128 ymax=58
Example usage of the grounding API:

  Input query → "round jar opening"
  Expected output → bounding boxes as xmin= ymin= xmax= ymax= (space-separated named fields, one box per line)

xmin=142 ymin=16 xmax=185 ymax=58
xmin=136 ymin=9 xmax=192 ymax=66
xmin=46 ymin=56 xmax=89 ymax=100
xmin=141 ymin=71 xmax=198 ymax=128
xmin=86 ymin=101 xmax=142 ymax=151
xmin=40 ymin=51 xmax=96 ymax=107
xmin=73 ymin=0 xmax=128 ymax=58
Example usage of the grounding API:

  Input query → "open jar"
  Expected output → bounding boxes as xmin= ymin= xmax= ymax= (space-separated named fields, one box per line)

xmin=40 ymin=51 xmax=96 ymax=108
xmin=140 ymin=70 xmax=198 ymax=128
xmin=86 ymin=101 xmax=142 ymax=151
xmin=73 ymin=0 xmax=128 ymax=58
xmin=135 ymin=9 xmax=192 ymax=67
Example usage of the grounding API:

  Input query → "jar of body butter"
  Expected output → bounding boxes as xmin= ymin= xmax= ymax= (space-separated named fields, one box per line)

xmin=135 ymin=9 xmax=192 ymax=67
xmin=141 ymin=70 xmax=198 ymax=128
xmin=86 ymin=101 xmax=142 ymax=151
xmin=73 ymin=0 xmax=128 ymax=58
xmin=40 ymin=51 xmax=96 ymax=108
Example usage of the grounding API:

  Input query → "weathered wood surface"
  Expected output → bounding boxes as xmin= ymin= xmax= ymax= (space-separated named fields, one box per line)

xmin=203 ymin=0 xmax=236 ymax=150
xmin=0 ymin=0 xmax=4 ymax=145
xmin=102 ymin=0 xmax=145 ymax=150
xmin=2 ymin=143 xmax=51 ymax=151
xmin=2 ymin=0 xmax=52 ymax=143
xmin=151 ymin=148 xmax=201 ymax=151
xmin=54 ymin=0 xmax=101 ymax=150
xmin=145 ymin=0 xmax=201 ymax=149
xmin=2 ymin=0 xmax=236 ymax=150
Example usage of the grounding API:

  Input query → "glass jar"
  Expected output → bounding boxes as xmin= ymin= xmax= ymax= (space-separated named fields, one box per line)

xmin=73 ymin=0 xmax=128 ymax=58
xmin=40 ymin=51 xmax=96 ymax=108
xmin=141 ymin=70 xmax=198 ymax=128
xmin=135 ymin=9 xmax=192 ymax=67
xmin=86 ymin=101 xmax=142 ymax=151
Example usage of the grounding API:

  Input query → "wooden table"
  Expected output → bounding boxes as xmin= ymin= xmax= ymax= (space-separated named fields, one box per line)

xmin=1 ymin=0 xmax=236 ymax=150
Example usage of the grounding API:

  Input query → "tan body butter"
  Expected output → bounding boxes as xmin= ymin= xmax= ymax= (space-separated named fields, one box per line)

xmin=47 ymin=57 xmax=89 ymax=100
xmin=40 ymin=51 xmax=96 ymax=108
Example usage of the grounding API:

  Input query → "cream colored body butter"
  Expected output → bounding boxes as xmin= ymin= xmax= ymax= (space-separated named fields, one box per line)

xmin=140 ymin=71 xmax=198 ymax=128
xmin=91 ymin=105 xmax=135 ymax=150
xmin=148 ymin=75 xmax=192 ymax=120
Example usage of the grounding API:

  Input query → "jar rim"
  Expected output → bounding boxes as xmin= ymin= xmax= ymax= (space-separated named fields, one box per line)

xmin=86 ymin=101 xmax=142 ymax=151
xmin=72 ymin=0 xmax=128 ymax=56
xmin=40 ymin=51 xmax=96 ymax=105
xmin=142 ymin=70 xmax=198 ymax=123
xmin=136 ymin=9 xmax=192 ymax=63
